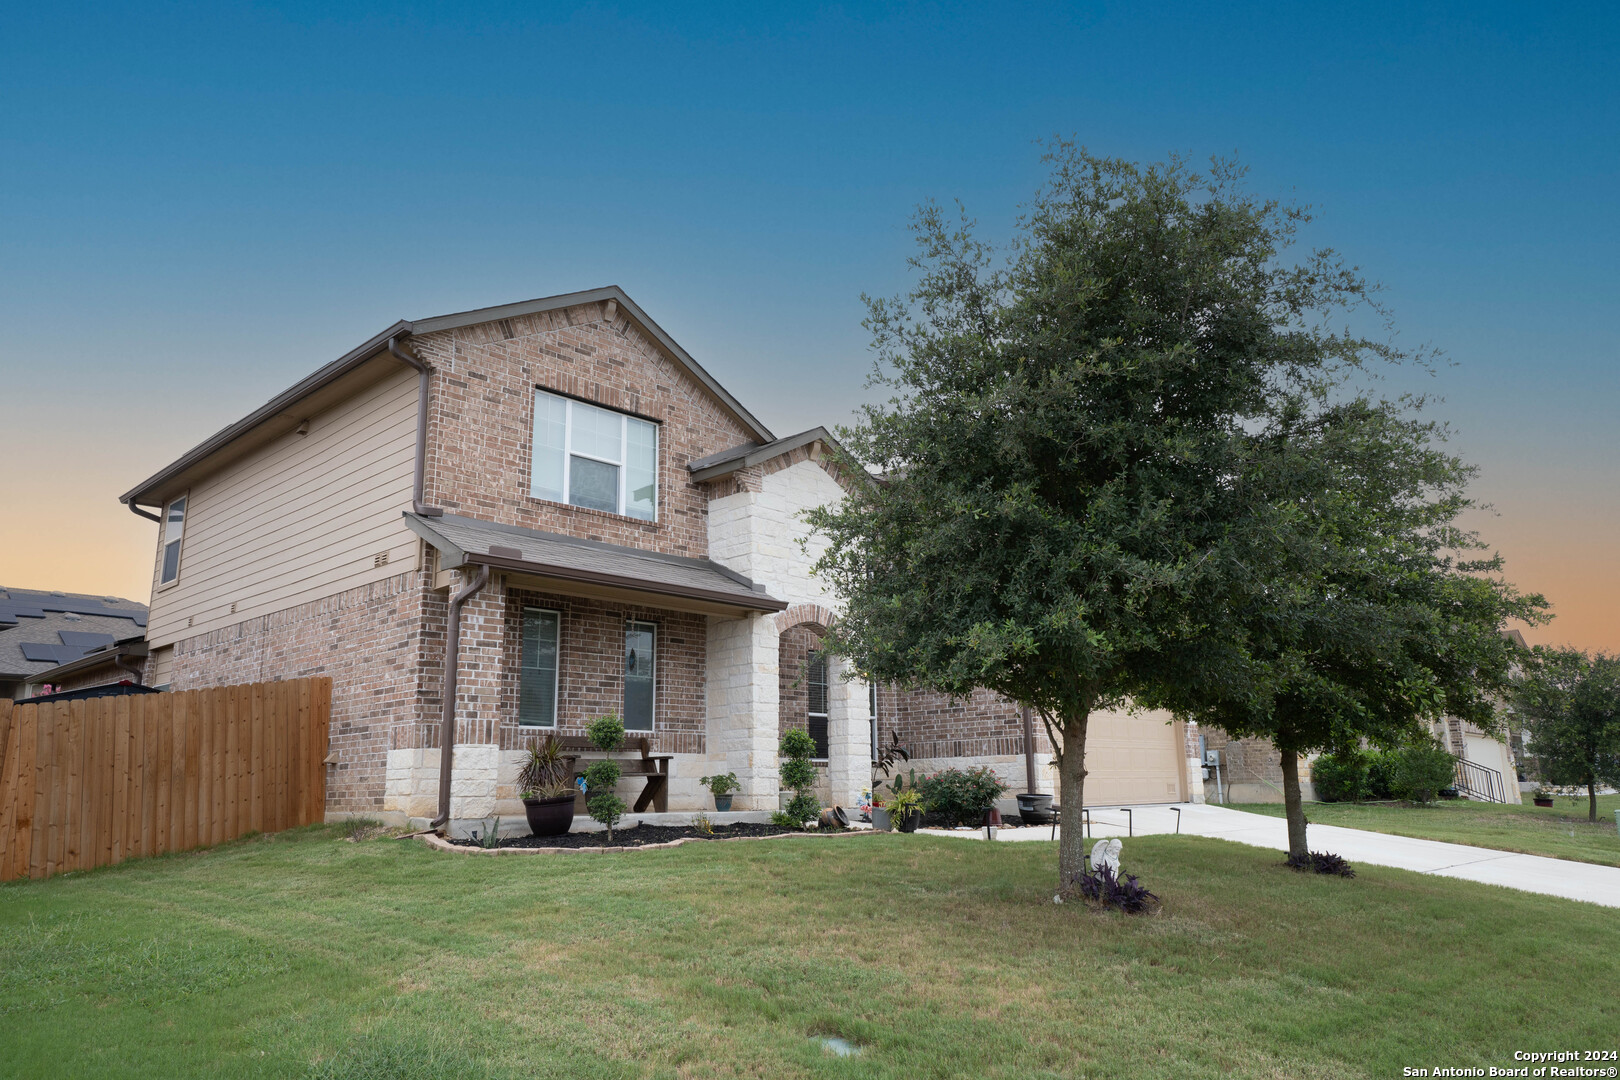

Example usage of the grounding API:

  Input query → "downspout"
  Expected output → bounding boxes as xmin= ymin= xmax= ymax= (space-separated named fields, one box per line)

xmin=128 ymin=502 xmax=162 ymax=523
xmin=387 ymin=335 xmax=445 ymax=518
xmin=113 ymin=652 xmax=145 ymax=685
xmin=432 ymin=563 xmax=490 ymax=831
xmin=1022 ymin=706 xmax=1038 ymax=794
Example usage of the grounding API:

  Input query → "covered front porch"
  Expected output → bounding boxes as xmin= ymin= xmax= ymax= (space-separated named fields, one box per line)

xmin=386 ymin=513 xmax=869 ymax=835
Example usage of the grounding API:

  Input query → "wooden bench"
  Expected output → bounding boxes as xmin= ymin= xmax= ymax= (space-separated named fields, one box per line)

xmin=548 ymin=734 xmax=672 ymax=814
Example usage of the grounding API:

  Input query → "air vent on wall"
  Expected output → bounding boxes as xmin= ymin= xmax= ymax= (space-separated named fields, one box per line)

xmin=374 ymin=551 xmax=390 ymax=568
xmin=229 ymin=602 xmax=237 ymax=615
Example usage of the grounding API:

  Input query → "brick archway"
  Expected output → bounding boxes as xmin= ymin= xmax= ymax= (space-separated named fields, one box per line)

xmin=775 ymin=603 xmax=835 ymax=635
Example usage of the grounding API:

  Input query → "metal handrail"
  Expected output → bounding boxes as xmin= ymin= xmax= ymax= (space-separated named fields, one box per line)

xmin=1453 ymin=756 xmax=1506 ymax=803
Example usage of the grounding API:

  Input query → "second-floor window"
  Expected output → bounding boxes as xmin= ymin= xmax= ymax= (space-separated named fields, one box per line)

xmin=159 ymin=496 xmax=187 ymax=585
xmin=530 ymin=390 xmax=657 ymax=521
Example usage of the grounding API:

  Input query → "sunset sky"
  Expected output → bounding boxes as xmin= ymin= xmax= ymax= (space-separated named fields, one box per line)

xmin=3 ymin=2 xmax=1616 ymax=652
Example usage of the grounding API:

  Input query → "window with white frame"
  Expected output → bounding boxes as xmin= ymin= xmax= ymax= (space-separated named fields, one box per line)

xmin=869 ymin=681 xmax=878 ymax=760
xmin=159 ymin=496 xmax=187 ymax=585
xmin=531 ymin=390 xmax=657 ymax=520
xmin=518 ymin=607 xmax=561 ymax=727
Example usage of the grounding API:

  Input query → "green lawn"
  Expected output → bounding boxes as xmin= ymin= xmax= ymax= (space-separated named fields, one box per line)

xmin=2 ymin=825 xmax=1616 ymax=1080
xmin=1232 ymin=794 xmax=1620 ymax=867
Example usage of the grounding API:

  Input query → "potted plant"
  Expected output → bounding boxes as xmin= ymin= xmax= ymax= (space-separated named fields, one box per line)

xmin=888 ymin=788 xmax=924 ymax=833
xmin=870 ymin=798 xmax=892 ymax=832
xmin=699 ymin=772 xmax=741 ymax=812
xmin=1532 ymin=786 xmax=1555 ymax=808
xmin=518 ymin=735 xmax=576 ymax=837
xmin=869 ymin=732 xmax=912 ymax=832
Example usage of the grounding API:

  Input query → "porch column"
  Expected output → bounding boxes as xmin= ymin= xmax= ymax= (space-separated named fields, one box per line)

xmin=706 ymin=612 xmax=779 ymax=810
xmin=826 ymin=657 xmax=868 ymax=810
xmin=446 ymin=574 xmax=507 ymax=834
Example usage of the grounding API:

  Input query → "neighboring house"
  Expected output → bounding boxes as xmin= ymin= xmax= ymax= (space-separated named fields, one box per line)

xmin=0 ymin=587 xmax=149 ymax=699
xmin=118 ymin=287 xmax=1195 ymax=831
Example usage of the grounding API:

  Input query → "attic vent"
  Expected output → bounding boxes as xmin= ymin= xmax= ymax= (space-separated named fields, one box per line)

xmin=229 ymin=602 xmax=237 ymax=615
xmin=374 ymin=551 xmax=390 ymax=568
xmin=187 ymin=616 xmax=194 ymax=628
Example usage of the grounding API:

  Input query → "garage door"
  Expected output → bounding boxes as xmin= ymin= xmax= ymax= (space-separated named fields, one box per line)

xmin=1082 ymin=708 xmax=1184 ymax=805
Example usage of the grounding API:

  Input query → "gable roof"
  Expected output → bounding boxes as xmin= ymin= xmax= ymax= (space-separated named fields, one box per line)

xmin=686 ymin=426 xmax=848 ymax=483
xmin=0 ymin=587 xmax=148 ymax=680
xmin=120 ymin=286 xmax=775 ymax=510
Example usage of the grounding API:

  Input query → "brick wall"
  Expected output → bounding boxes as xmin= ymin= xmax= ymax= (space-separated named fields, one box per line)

xmin=165 ymin=570 xmax=433 ymax=813
xmin=408 ymin=300 xmax=761 ymax=561
xmin=489 ymin=586 xmax=708 ymax=756
xmin=890 ymin=686 xmax=1051 ymax=762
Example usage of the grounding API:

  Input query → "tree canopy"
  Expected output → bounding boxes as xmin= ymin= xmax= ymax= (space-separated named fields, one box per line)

xmin=808 ymin=146 xmax=1426 ymax=881
xmin=1169 ymin=393 xmax=1546 ymax=856
xmin=1515 ymin=647 xmax=1620 ymax=822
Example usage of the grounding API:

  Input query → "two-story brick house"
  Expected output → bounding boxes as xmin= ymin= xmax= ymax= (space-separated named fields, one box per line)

xmin=121 ymin=287 xmax=1195 ymax=832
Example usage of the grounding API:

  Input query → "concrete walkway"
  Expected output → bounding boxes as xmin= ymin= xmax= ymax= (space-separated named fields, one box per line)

xmin=919 ymin=803 xmax=1620 ymax=908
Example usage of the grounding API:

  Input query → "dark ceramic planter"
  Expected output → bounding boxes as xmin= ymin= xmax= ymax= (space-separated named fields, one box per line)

xmin=1016 ymin=792 xmax=1054 ymax=825
xmin=713 ymin=794 xmax=733 ymax=812
xmin=871 ymin=807 xmax=892 ymax=832
xmin=1534 ymin=797 xmax=1554 ymax=807
xmin=896 ymin=809 xmax=923 ymax=833
xmin=523 ymin=794 xmax=576 ymax=837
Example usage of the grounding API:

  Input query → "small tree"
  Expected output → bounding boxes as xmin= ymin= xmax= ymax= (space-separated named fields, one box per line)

xmin=1173 ymin=395 xmax=1546 ymax=858
xmin=1515 ymin=648 xmax=1620 ymax=823
xmin=779 ymin=728 xmax=821 ymax=826
xmin=584 ymin=715 xmax=628 ymax=840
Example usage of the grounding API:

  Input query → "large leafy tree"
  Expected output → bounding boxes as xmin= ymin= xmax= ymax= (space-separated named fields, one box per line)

xmin=1172 ymin=394 xmax=1546 ymax=859
xmin=1515 ymin=648 xmax=1620 ymax=823
xmin=808 ymin=147 xmax=1402 ymax=882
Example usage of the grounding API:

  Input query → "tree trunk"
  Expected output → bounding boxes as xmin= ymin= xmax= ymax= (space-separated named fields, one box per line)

xmin=1056 ymin=708 xmax=1091 ymax=885
xmin=1279 ymin=747 xmax=1308 ymax=861
xmin=1589 ymin=778 xmax=1598 ymax=824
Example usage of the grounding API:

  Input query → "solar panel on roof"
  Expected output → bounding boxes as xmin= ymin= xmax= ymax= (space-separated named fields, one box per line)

xmin=58 ymin=631 xmax=116 ymax=649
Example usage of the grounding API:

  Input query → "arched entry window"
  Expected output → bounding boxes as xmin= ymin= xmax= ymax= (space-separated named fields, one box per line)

xmin=807 ymin=650 xmax=829 ymax=760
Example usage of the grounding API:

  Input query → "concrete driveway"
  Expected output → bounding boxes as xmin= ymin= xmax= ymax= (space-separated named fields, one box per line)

xmin=919 ymin=802 xmax=1620 ymax=907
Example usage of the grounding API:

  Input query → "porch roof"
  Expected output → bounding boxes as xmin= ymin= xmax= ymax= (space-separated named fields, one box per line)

xmin=403 ymin=513 xmax=789 ymax=616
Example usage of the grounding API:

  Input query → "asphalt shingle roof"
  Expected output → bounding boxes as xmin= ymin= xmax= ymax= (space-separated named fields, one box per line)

xmin=0 ymin=587 xmax=147 ymax=679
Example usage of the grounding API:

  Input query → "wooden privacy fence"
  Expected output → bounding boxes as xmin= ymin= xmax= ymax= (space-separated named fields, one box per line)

xmin=0 ymin=677 xmax=331 ymax=882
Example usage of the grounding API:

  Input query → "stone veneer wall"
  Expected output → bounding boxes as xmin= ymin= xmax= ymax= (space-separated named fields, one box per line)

xmin=164 ymin=569 xmax=432 ymax=814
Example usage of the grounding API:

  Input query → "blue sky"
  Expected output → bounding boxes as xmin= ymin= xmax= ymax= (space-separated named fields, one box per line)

xmin=2 ymin=2 xmax=1616 ymax=647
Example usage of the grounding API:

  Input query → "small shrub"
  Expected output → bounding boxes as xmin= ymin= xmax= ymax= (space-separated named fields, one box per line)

xmin=770 ymin=810 xmax=799 ymax=829
xmin=586 ymin=794 xmax=626 ymax=839
xmin=690 ymin=813 xmax=714 ymax=836
xmin=1064 ymin=863 xmax=1160 ymax=914
xmin=587 ymin=715 xmax=626 ymax=753
xmin=1286 ymin=850 xmax=1356 ymax=877
xmin=582 ymin=759 xmax=625 ymax=839
xmin=1388 ymin=741 xmax=1456 ymax=804
xmin=887 ymin=788 xmax=924 ymax=822
xmin=917 ymin=766 xmax=1007 ymax=825
xmin=1364 ymin=750 xmax=1397 ymax=800
xmin=779 ymin=729 xmax=817 ymax=793
xmin=786 ymin=790 xmax=821 ymax=827
xmin=1311 ymin=748 xmax=1371 ymax=802
xmin=469 ymin=818 xmax=502 ymax=849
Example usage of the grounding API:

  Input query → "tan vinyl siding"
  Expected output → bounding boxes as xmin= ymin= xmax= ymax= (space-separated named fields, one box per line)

xmin=145 ymin=367 xmax=419 ymax=647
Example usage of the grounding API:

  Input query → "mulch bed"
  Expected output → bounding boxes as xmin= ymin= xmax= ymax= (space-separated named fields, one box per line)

xmin=446 ymin=822 xmax=803 ymax=850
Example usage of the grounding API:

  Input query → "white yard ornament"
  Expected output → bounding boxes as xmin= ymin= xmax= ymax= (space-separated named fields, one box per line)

xmin=1091 ymin=838 xmax=1122 ymax=875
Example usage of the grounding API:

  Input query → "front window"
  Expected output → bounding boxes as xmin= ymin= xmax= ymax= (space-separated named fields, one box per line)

xmin=518 ymin=607 xmax=560 ymax=727
xmin=624 ymin=621 xmax=656 ymax=732
xmin=159 ymin=496 xmax=187 ymax=585
xmin=807 ymin=650 xmax=829 ymax=760
xmin=531 ymin=390 xmax=658 ymax=520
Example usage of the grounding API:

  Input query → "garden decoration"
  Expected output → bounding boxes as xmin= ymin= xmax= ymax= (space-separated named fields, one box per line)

xmin=779 ymin=728 xmax=821 ymax=827
xmin=583 ymin=715 xmax=628 ymax=840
